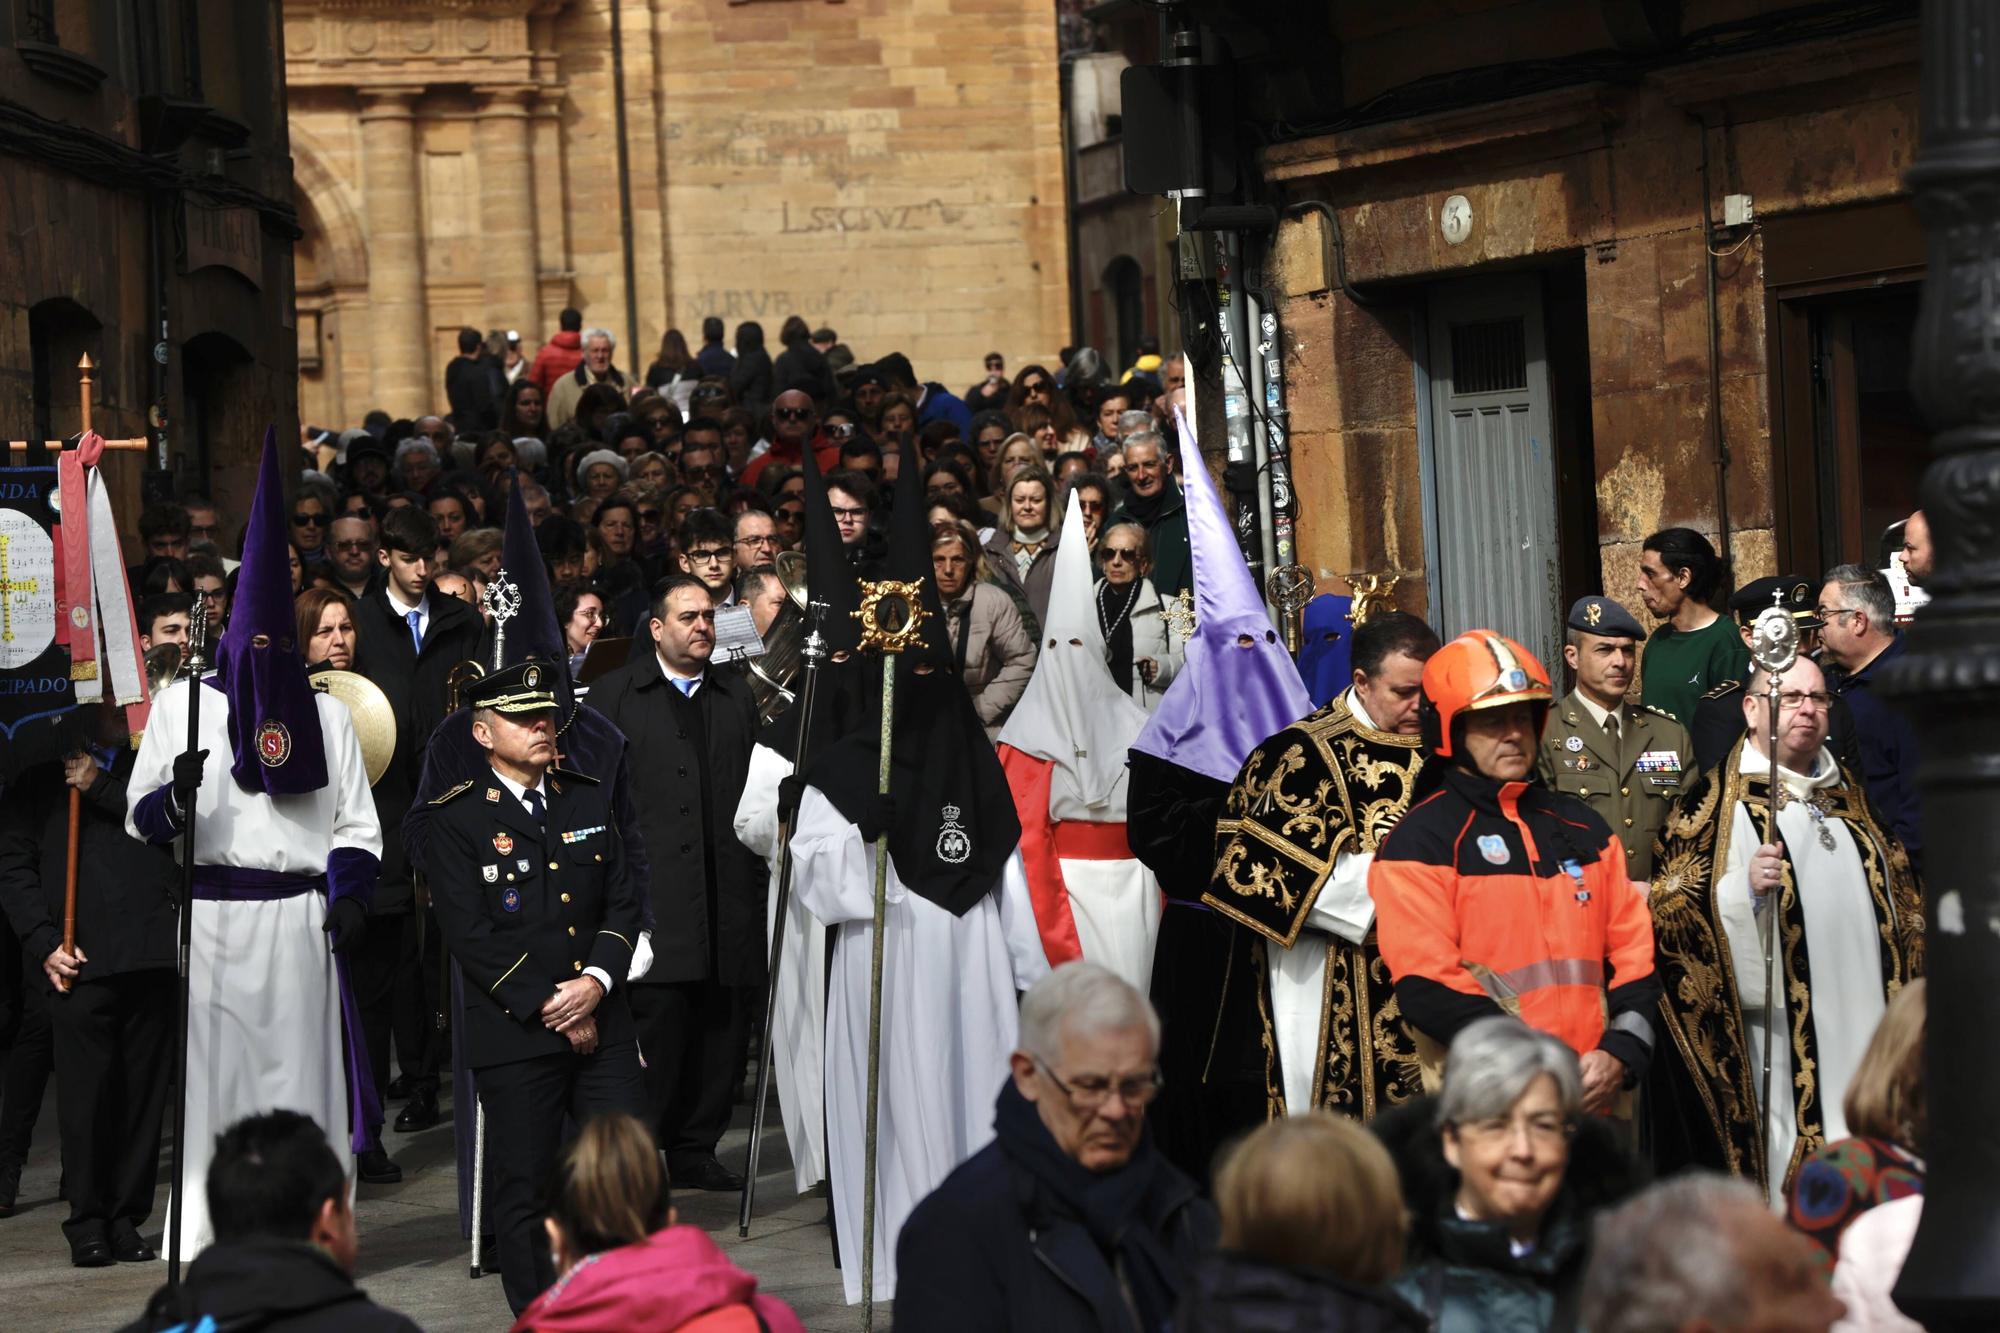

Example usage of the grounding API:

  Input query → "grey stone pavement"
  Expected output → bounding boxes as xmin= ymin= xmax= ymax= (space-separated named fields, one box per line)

xmin=0 ymin=1080 xmax=883 ymax=1331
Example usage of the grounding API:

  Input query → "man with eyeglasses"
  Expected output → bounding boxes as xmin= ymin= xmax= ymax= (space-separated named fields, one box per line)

xmin=1106 ymin=431 xmax=1192 ymax=598
xmin=896 ymin=963 xmax=1217 ymax=1330
xmin=676 ymin=508 xmax=739 ymax=606
xmin=732 ymin=508 xmax=783 ymax=568
xmin=327 ymin=516 xmax=378 ymax=600
xmin=1650 ymin=653 xmax=1922 ymax=1207
xmin=1816 ymin=564 xmax=1922 ymax=864
xmin=1688 ymin=576 xmax=1860 ymax=775
xmin=739 ymin=390 xmax=837 ymax=488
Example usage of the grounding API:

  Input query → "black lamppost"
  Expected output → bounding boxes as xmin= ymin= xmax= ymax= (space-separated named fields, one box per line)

xmin=1891 ymin=3 xmax=2000 ymax=1326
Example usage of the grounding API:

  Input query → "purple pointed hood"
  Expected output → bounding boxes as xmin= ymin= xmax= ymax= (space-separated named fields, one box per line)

xmin=214 ymin=427 xmax=329 ymax=795
xmin=1131 ymin=406 xmax=1311 ymax=782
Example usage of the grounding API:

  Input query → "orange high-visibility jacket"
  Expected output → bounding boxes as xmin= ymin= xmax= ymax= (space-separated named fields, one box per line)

xmin=1368 ymin=764 xmax=1661 ymax=1076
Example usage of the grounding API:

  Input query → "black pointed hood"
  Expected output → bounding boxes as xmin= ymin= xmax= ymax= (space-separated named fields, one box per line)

xmin=803 ymin=432 xmax=1020 ymax=914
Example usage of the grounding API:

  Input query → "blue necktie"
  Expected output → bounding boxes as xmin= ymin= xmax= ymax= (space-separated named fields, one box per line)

xmin=406 ymin=609 xmax=423 ymax=653
xmin=522 ymin=787 xmax=545 ymax=826
xmin=673 ymin=676 xmax=697 ymax=697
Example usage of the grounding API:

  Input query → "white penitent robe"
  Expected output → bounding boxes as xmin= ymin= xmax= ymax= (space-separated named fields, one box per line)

xmin=791 ymin=789 xmax=1048 ymax=1305
xmin=732 ymin=742 xmax=827 ymax=1192
xmin=1048 ymin=771 xmax=1162 ymax=995
xmin=127 ymin=681 xmax=382 ymax=1261
xmin=1715 ymin=744 xmax=1887 ymax=1207
xmin=1266 ymin=848 xmax=1376 ymax=1115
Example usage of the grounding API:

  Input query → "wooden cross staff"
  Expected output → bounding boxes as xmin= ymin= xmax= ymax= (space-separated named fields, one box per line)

xmin=3 ymin=353 xmax=151 ymax=463
xmin=0 ymin=355 xmax=149 ymax=970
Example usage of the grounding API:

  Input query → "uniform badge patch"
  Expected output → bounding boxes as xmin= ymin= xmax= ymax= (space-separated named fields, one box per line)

xmin=936 ymin=803 xmax=970 ymax=865
xmin=493 ymin=832 xmax=515 ymax=856
xmin=482 ymin=865 xmax=498 ymax=883
xmin=1635 ymin=750 xmax=1682 ymax=774
xmin=255 ymin=720 xmax=292 ymax=767
xmin=486 ymin=788 xmax=502 ymax=803
xmin=1477 ymin=834 xmax=1510 ymax=866
xmin=517 ymin=859 xmax=531 ymax=874
xmin=502 ymin=888 xmax=521 ymax=913
xmin=1565 ymin=735 xmax=1584 ymax=753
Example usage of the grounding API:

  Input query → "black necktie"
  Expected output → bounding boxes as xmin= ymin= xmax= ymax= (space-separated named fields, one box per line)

xmin=522 ymin=787 xmax=545 ymax=828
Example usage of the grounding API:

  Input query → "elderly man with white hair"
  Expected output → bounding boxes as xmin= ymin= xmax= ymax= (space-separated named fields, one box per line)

xmin=896 ymin=962 xmax=1218 ymax=1333
xmin=547 ymin=326 xmax=630 ymax=431
xmin=1580 ymin=1175 xmax=1845 ymax=1333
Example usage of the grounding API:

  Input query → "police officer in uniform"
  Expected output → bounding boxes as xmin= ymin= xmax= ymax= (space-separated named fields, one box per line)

xmin=1538 ymin=596 xmax=1694 ymax=889
xmin=1689 ymin=575 xmax=1861 ymax=774
xmin=423 ymin=659 xmax=647 ymax=1316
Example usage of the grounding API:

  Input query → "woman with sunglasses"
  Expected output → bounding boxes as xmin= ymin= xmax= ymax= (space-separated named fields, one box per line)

xmin=1005 ymin=364 xmax=1077 ymax=438
xmin=1096 ymin=521 xmax=1182 ymax=711
xmin=290 ymin=478 xmax=338 ymax=564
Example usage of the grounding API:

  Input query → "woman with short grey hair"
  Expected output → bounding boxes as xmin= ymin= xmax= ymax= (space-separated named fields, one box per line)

xmin=1373 ymin=1017 xmax=1641 ymax=1333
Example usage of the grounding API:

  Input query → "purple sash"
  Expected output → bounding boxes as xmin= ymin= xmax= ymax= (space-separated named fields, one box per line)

xmin=190 ymin=867 xmax=381 ymax=1154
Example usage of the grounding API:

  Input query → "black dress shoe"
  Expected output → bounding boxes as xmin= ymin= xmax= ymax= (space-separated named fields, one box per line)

xmin=70 ymin=1236 xmax=114 ymax=1268
xmin=385 ymin=1074 xmax=411 ymax=1101
xmin=356 ymin=1147 xmax=403 ymax=1184
xmin=393 ymin=1087 xmax=440 ymax=1133
xmin=109 ymin=1226 xmax=156 ymax=1263
xmin=0 ymin=1160 xmax=19 ymax=1218
xmin=669 ymin=1154 xmax=745 ymax=1193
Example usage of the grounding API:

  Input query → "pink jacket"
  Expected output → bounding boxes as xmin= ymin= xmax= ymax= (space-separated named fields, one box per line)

xmin=1829 ymin=1195 xmax=1923 ymax=1333
xmin=510 ymin=1225 xmax=805 ymax=1333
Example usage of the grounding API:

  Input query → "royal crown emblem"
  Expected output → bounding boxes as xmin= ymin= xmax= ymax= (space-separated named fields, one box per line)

xmin=936 ymin=802 xmax=970 ymax=864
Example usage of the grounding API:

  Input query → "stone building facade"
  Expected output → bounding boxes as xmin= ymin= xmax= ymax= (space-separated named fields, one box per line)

xmin=1241 ymin=5 xmax=1923 ymax=669
xmin=1 ymin=2 xmax=299 ymax=538
xmin=287 ymin=0 xmax=1073 ymax=427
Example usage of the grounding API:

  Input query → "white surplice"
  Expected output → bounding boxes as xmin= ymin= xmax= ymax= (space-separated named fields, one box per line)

xmin=1714 ymin=743 xmax=1887 ymax=1207
xmin=1264 ymin=687 xmax=1382 ymax=1115
xmin=732 ymin=742 xmax=827 ymax=1192
xmin=127 ymin=680 xmax=382 ymax=1261
xmin=790 ymin=788 xmax=1047 ymax=1305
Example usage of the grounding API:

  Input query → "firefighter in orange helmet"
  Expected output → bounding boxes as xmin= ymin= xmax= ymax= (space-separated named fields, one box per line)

xmin=1366 ymin=630 xmax=1660 ymax=1115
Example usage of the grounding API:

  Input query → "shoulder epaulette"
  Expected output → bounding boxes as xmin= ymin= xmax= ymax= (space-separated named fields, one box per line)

xmin=428 ymin=779 xmax=476 ymax=806
xmin=1698 ymin=681 xmax=1740 ymax=702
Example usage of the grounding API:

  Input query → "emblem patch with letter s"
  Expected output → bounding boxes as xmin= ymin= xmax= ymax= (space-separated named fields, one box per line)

xmin=256 ymin=720 xmax=291 ymax=767
xmin=1477 ymin=834 xmax=1510 ymax=866
xmin=482 ymin=865 xmax=498 ymax=883
xmin=936 ymin=803 xmax=970 ymax=865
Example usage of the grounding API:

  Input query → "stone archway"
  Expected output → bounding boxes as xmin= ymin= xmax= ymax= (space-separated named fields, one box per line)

xmin=291 ymin=125 xmax=370 ymax=429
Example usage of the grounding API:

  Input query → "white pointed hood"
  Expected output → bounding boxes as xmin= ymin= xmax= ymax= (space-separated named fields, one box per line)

xmin=997 ymin=495 xmax=1151 ymax=815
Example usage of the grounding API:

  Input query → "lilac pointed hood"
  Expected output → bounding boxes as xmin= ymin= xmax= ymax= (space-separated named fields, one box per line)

xmin=1131 ymin=407 xmax=1311 ymax=783
xmin=214 ymin=427 xmax=329 ymax=795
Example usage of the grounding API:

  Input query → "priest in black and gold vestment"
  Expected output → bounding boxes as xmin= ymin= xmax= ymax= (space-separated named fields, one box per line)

xmin=1648 ymin=656 xmax=1923 ymax=1205
xmin=1204 ymin=612 xmax=1441 ymax=1126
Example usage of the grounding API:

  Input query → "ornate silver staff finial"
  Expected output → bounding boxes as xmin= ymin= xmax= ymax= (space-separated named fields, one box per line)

xmin=181 ymin=586 xmax=211 ymax=680
xmin=1749 ymin=588 xmax=1801 ymax=679
xmin=484 ymin=568 xmax=522 ymax=671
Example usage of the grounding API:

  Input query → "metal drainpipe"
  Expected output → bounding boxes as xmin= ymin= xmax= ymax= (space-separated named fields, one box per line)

xmin=610 ymin=0 xmax=641 ymax=364
xmin=1217 ymin=230 xmax=1265 ymax=585
xmin=1244 ymin=262 xmax=1278 ymax=588
xmin=1252 ymin=244 xmax=1298 ymax=570
xmin=1696 ymin=117 xmax=1733 ymax=576
xmin=1059 ymin=55 xmax=1084 ymax=349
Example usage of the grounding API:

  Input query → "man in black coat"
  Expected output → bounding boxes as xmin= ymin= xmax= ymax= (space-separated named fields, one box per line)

xmin=897 ymin=962 xmax=1217 ymax=1333
xmin=348 ymin=504 xmax=484 ymax=1156
xmin=118 ymin=1110 xmax=419 ymax=1333
xmin=588 ymin=573 xmax=763 ymax=1193
xmin=425 ymin=659 xmax=646 ymax=1314
xmin=0 ymin=704 xmax=177 ymax=1267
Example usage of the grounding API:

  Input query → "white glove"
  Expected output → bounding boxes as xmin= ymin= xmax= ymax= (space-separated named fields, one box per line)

xmin=627 ymin=930 xmax=655 ymax=982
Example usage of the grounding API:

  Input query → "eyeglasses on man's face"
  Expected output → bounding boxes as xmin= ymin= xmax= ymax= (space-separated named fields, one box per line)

xmin=1033 ymin=1058 xmax=1163 ymax=1112
xmin=291 ymin=511 xmax=328 ymax=527
xmin=685 ymin=547 xmax=732 ymax=565
xmin=774 ymin=407 xmax=815 ymax=423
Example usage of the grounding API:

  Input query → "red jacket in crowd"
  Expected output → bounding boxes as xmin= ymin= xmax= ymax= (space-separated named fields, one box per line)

xmin=530 ymin=331 xmax=585 ymax=399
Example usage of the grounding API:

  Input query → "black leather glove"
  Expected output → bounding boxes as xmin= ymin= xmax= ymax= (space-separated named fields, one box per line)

xmin=856 ymin=792 xmax=899 ymax=844
xmin=777 ymin=774 xmax=806 ymax=824
xmin=172 ymin=749 xmax=209 ymax=799
xmin=322 ymin=896 xmax=367 ymax=955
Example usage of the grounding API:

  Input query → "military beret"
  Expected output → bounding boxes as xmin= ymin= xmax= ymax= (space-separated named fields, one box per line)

xmin=465 ymin=658 xmax=559 ymax=715
xmin=1567 ymin=596 xmax=1644 ymax=640
xmin=1730 ymin=575 xmax=1820 ymax=628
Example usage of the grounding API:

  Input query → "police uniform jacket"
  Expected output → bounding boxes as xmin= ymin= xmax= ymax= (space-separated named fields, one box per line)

xmin=587 ymin=652 xmax=764 ymax=986
xmin=1536 ymin=690 xmax=1693 ymax=882
xmin=424 ymin=765 xmax=644 ymax=1068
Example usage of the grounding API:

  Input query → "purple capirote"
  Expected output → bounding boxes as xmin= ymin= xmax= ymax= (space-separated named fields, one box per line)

xmin=212 ymin=426 xmax=329 ymax=795
xmin=1131 ymin=406 xmax=1313 ymax=784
